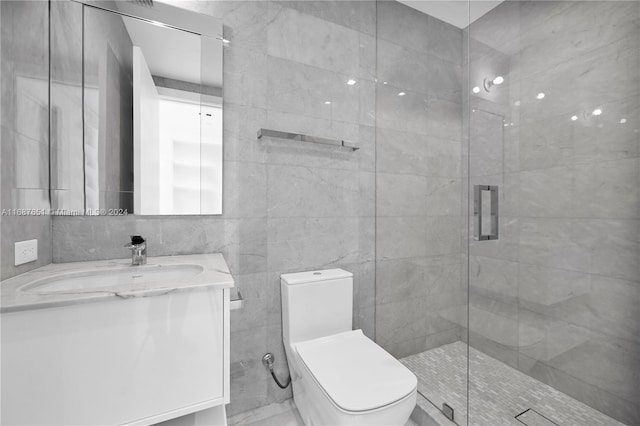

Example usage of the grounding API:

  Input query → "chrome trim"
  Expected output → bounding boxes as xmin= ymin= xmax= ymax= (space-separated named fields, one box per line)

xmin=257 ymin=128 xmax=359 ymax=151
xmin=473 ymin=185 xmax=499 ymax=241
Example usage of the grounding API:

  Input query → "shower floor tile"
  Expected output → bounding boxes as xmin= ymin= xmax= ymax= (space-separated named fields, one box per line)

xmin=401 ymin=341 xmax=624 ymax=426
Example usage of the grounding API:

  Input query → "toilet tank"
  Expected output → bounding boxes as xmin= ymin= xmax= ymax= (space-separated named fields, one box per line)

xmin=281 ymin=269 xmax=353 ymax=346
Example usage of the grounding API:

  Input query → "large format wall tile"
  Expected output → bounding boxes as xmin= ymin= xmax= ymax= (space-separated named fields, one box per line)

xmin=376 ymin=173 xmax=428 ymax=217
xmin=42 ymin=2 xmax=379 ymax=417
xmin=267 ymin=5 xmax=361 ymax=76
xmin=1 ymin=0 xmax=52 ymax=280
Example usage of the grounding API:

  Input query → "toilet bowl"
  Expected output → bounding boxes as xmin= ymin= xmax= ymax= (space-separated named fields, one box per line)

xmin=281 ymin=269 xmax=417 ymax=425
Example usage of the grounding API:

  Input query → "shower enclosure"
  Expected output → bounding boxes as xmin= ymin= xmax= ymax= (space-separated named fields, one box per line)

xmin=374 ymin=1 xmax=639 ymax=425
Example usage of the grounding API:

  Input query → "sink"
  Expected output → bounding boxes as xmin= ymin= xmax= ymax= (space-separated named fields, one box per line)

xmin=22 ymin=264 xmax=204 ymax=293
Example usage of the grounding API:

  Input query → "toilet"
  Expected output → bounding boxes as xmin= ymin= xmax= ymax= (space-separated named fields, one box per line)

xmin=281 ymin=269 xmax=417 ymax=425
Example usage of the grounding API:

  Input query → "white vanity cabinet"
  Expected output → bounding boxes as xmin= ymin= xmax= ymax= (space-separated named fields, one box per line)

xmin=1 ymin=254 xmax=233 ymax=426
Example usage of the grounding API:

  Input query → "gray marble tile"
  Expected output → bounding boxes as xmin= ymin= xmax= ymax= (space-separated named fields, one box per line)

xmin=517 ymin=115 xmax=574 ymax=171
xmin=275 ymin=1 xmax=376 ymax=36
xmin=573 ymin=158 xmax=640 ymax=220
xmin=356 ymin=125 xmax=376 ymax=173
xmin=376 ymin=296 xmax=460 ymax=348
xmin=376 ymin=82 xmax=430 ymax=135
xmin=267 ymin=5 xmax=360 ymax=76
xmin=267 ymin=165 xmax=360 ymax=218
xmin=469 ymin=255 xmax=518 ymax=299
xmin=427 ymin=56 xmax=462 ymax=103
xmin=221 ymin=1 xmax=273 ymax=54
xmin=531 ymin=331 xmax=640 ymax=407
xmin=519 ymin=166 xmax=574 ymax=218
xmin=376 ymin=173 xmax=428 ymax=217
xmin=376 ymin=0 xmax=429 ymax=53
xmin=574 ymin=218 xmax=640 ymax=282
xmin=377 ymin=39 xmax=431 ymax=95
xmin=227 ymin=325 xmax=270 ymax=417
xmin=383 ymin=336 xmax=430 ymax=360
xmin=266 ymin=56 xmax=362 ymax=125
xmin=427 ymin=136 xmax=462 ymax=178
xmin=469 ymin=108 xmax=504 ymax=177
xmin=588 ymin=275 xmax=640 ymax=345
xmin=358 ymin=32 xmax=377 ymax=82
xmin=571 ymin=95 xmax=640 ymax=165
xmin=469 ymin=213 xmax=520 ymax=262
xmin=518 ymin=307 xmax=591 ymax=364
xmin=425 ymin=216 xmax=461 ymax=256
xmin=469 ymin=329 xmax=520 ymax=369
xmin=223 ymin=103 xmax=268 ymax=164
xmin=518 ymin=264 xmax=590 ymax=307
xmin=518 ymin=218 xmax=590 ymax=273
xmin=224 ymin=46 xmax=268 ymax=109
xmin=518 ymin=39 xmax=639 ymax=124
xmin=426 ymin=98 xmax=463 ymax=142
xmin=229 ymin=218 xmax=268 ymax=275
xmin=51 ymin=216 xmax=232 ymax=263
xmin=376 ymin=217 xmax=427 ymax=260
xmin=469 ymin=289 xmax=519 ymax=349
xmin=516 ymin=1 xmax=640 ymax=79
xmin=376 ymin=257 xmax=427 ymax=305
xmin=223 ymin=161 xmax=267 ymax=218
xmin=376 ymin=127 xmax=429 ymax=176
xmin=426 ymin=177 xmax=461 ymax=217
xmin=423 ymin=254 xmax=463 ymax=296
xmin=266 ymin=217 xmax=360 ymax=272
xmin=426 ymin=15 xmax=463 ymax=66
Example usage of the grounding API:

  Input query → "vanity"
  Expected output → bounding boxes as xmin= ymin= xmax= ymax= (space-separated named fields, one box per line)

xmin=1 ymin=253 xmax=234 ymax=426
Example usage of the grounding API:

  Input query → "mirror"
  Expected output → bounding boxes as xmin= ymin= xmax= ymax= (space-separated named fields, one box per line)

xmin=51 ymin=1 xmax=223 ymax=215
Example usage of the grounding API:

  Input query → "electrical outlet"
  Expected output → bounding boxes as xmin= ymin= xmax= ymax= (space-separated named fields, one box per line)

xmin=15 ymin=239 xmax=38 ymax=266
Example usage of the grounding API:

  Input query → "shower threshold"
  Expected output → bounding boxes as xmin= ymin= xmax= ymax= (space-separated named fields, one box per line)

xmin=401 ymin=342 xmax=624 ymax=426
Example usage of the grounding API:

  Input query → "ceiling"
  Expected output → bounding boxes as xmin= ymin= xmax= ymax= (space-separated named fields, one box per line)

xmin=398 ymin=0 xmax=504 ymax=29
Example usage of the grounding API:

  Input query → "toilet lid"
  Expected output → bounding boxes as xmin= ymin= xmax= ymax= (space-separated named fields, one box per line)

xmin=295 ymin=330 xmax=417 ymax=412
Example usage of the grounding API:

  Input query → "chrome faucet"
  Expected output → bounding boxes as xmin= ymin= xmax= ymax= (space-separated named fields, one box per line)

xmin=125 ymin=235 xmax=147 ymax=266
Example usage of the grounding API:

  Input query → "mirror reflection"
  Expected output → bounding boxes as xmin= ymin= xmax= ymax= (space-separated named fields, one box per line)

xmin=51 ymin=2 xmax=223 ymax=215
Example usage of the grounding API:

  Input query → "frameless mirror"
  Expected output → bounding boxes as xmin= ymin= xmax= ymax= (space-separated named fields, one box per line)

xmin=51 ymin=0 xmax=223 ymax=215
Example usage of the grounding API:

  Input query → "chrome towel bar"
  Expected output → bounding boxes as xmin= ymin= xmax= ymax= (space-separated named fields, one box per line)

xmin=257 ymin=128 xmax=359 ymax=151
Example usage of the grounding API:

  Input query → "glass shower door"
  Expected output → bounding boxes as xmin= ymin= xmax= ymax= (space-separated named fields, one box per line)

xmin=467 ymin=1 xmax=640 ymax=425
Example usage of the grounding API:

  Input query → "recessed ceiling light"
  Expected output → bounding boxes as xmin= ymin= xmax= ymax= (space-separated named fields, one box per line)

xmin=536 ymin=92 xmax=545 ymax=99
xmin=514 ymin=100 xmax=521 ymax=106
xmin=472 ymin=86 xmax=480 ymax=94
xmin=493 ymin=76 xmax=504 ymax=85
xmin=571 ymin=115 xmax=578 ymax=121
xmin=398 ymin=92 xmax=406 ymax=96
xmin=383 ymin=81 xmax=388 ymax=85
xmin=347 ymin=79 xmax=357 ymax=85
xmin=324 ymin=101 xmax=331 ymax=105
xmin=592 ymin=108 xmax=602 ymax=116
xmin=619 ymin=118 xmax=627 ymax=124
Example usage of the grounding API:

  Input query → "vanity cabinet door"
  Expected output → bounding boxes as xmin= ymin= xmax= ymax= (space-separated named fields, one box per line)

xmin=1 ymin=287 xmax=225 ymax=425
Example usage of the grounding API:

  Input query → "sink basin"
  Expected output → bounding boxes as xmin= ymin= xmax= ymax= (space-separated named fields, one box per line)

xmin=22 ymin=264 xmax=204 ymax=293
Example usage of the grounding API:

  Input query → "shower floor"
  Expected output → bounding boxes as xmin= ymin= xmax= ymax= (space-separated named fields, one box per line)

xmin=401 ymin=341 xmax=624 ymax=426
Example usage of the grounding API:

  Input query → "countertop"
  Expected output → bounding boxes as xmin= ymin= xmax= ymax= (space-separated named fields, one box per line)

xmin=1 ymin=253 xmax=234 ymax=313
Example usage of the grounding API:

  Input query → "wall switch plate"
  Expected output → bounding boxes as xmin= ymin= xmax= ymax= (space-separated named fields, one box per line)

xmin=15 ymin=239 xmax=38 ymax=266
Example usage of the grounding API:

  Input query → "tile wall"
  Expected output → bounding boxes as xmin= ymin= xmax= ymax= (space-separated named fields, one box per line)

xmin=50 ymin=0 xmax=378 ymax=415
xmin=374 ymin=1 xmax=465 ymax=359
xmin=1 ymin=0 xmax=52 ymax=280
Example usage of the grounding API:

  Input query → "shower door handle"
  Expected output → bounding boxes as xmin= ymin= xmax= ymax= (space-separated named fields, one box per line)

xmin=474 ymin=185 xmax=499 ymax=241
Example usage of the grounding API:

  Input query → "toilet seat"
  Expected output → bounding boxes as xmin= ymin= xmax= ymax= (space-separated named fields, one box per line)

xmin=295 ymin=330 xmax=418 ymax=413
